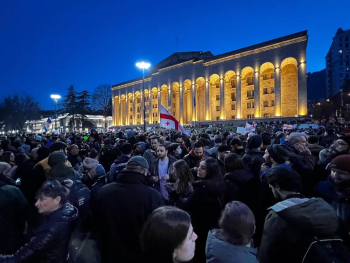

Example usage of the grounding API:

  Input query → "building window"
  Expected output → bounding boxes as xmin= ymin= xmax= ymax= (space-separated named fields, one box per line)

xmin=271 ymin=87 xmax=275 ymax=93
xmin=231 ymin=93 xmax=236 ymax=101
xmin=347 ymin=61 xmax=349 ymax=66
xmin=153 ymin=121 xmax=158 ymax=124
xmin=271 ymin=73 xmax=275 ymax=79
xmin=346 ymin=43 xmax=349 ymax=48
xmin=137 ymin=114 xmax=140 ymax=118
xmin=263 ymin=88 xmax=268 ymax=94
xmin=346 ymin=37 xmax=349 ymax=42
xmin=146 ymin=113 xmax=149 ymax=118
xmin=137 ymin=107 xmax=140 ymax=113
xmin=130 ymin=108 xmax=133 ymax=112
xmin=231 ymin=79 xmax=236 ymax=88
xmin=246 ymin=77 xmax=253 ymax=85
xmin=247 ymin=114 xmax=254 ymax=119
xmin=216 ymin=83 xmax=220 ymax=89
xmin=216 ymin=117 xmax=220 ymax=121
xmin=231 ymin=104 xmax=236 ymax=110
xmin=216 ymin=95 xmax=220 ymax=100
xmin=340 ymin=37 xmax=342 ymax=41
xmin=216 ymin=106 xmax=220 ymax=111
xmin=271 ymin=100 xmax=275 ymax=106
xmin=247 ymin=102 xmax=255 ymax=109
xmin=340 ymin=43 xmax=343 ymax=48
xmin=231 ymin=115 xmax=235 ymax=120
xmin=264 ymin=113 xmax=269 ymax=118
xmin=130 ymin=115 xmax=133 ymax=119
xmin=263 ymin=74 xmax=268 ymax=80
xmin=247 ymin=90 xmax=254 ymax=98
xmin=263 ymin=101 xmax=268 ymax=107
xmin=137 ymin=98 xmax=141 ymax=103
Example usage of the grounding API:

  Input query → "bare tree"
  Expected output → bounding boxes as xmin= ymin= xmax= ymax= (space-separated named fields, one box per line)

xmin=92 ymin=84 xmax=112 ymax=116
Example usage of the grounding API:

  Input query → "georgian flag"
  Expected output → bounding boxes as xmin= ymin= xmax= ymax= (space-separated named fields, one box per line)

xmin=283 ymin=124 xmax=293 ymax=130
xmin=44 ymin=118 xmax=52 ymax=132
xmin=160 ymin=105 xmax=186 ymax=134
xmin=245 ymin=122 xmax=255 ymax=132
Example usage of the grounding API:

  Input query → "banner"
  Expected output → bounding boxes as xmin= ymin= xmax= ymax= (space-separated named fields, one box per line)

xmin=160 ymin=105 xmax=186 ymax=134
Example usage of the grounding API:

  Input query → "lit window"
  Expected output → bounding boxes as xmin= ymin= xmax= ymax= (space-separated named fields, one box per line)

xmin=271 ymin=100 xmax=275 ymax=106
xmin=216 ymin=83 xmax=220 ymax=89
xmin=339 ymin=50 xmax=343 ymax=54
xmin=263 ymin=88 xmax=268 ymax=94
xmin=231 ymin=104 xmax=236 ymax=110
xmin=231 ymin=79 xmax=236 ymax=88
xmin=271 ymin=87 xmax=275 ymax=93
xmin=263 ymin=101 xmax=268 ymax=107
xmin=216 ymin=106 xmax=220 ymax=111
xmin=231 ymin=115 xmax=235 ymax=120
xmin=216 ymin=95 xmax=220 ymax=100
xmin=231 ymin=93 xmax=236 ymax=101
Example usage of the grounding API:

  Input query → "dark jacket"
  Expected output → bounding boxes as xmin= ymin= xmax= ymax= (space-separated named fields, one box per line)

xmin=67 ymin=152 xmax=82 ymax=171
xmin=258 ymin=196 xmax=340 ymax=263
xmin=217 ymin=159 xmax=225 ymax=176
xmin=0 ymin=203 xmax=78 ymax=263
xmin=16 ymin=158 xmax=39 ymax=206
xmin=143 ymin=149 xmax=158 ymax=168
xmin=180 ymin=179 xmax=225 ymax=263
xmin=150 ymin=155 xmax=177 ymax=195
xmin=99 ymin=145 xmax=119 ymax=173
xmin=307 ymin=144 xmax=324 ymax=160
xmin=315 ymin=177 xmax=350 ymax=231
xmin=92 ymin=170 xmax=165 ymax=263
xmin=206 ymin=230 xmax=258 ymax=263
xmin=241 ymin=149 xmax=264 ymax=178
xmin=183 ymin=150 xmax=207 ymax=169
xmin=0 ymin=174 xmax=29 ymax=255
xmin=109 ymin=155 xmax=131 ymax=182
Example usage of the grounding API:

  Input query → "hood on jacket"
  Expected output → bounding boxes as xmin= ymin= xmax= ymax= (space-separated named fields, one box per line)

xmin=83 ymin=157 xmax=99 ymax=169
xmin=271 ymin=197 xmax=339 ymax=236
xmin=188 ymin=149 xmax=205 ymax=160
xmin=47 ymin=203 xmax=78 ymax=223
xmin=206 ymin=230 xmax=258 ymax=263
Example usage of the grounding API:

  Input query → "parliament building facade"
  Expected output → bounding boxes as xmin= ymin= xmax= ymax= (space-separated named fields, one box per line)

xmin=112 ymin=31 xmax=308 ymax=126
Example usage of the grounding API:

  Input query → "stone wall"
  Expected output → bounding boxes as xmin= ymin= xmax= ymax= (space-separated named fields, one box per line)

xmin=225 ymin=80 xmax=237 ymax=120
xmin=210 ymin=83 xmax=220 ymax=121
xmin=196 ymin=85 xmax=205 ymax=121
xmin=241 ymin=72 xmax=255 ymax=118
xmin=281 ymin=64 xmax=298 ymax=117
xmin=260 ymin=68 xmax=276 ymax=118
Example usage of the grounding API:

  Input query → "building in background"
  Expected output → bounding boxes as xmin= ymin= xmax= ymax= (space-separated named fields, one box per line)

xmin=326 ymin=28 xmax=350 ymax=98
xmin=112 ymin=31 xmax=308 ymax=127
xmin=24 ymin=113 xmax=112 ymax=133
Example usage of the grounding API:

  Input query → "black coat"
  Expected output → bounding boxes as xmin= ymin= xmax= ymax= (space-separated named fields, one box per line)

xmin=0 ymin=203 xmax=78 ymax=263
xmin=241 ymin=149 xmax=265 ymax=178
xmin=92 ymin=170 xmax=165 ymax=263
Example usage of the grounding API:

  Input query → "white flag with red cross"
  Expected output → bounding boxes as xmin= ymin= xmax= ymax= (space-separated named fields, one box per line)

xmin=160 ymin=105 xmax=186 ymax=134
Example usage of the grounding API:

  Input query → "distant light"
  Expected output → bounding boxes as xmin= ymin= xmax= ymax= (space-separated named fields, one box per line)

xmin=339 ymin=50 xmax=343 ymax=54
xmin=51 ymin=94 xmax=61 ymax=100
xmin=295 ymin=115 xmax=298 ymax=117
xmin=310 ymin=115 xmax=313 ymax=118
xmin=317 ymin=102 xmax=321 ymax=105
xmin=136 ymin=62 xmax=151 ymax=69
xmin=326 ymin=99 xmax=330 ymax=102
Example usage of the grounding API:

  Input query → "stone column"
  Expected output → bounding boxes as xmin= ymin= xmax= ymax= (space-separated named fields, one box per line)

xmin=192 ymin=83 xmax=196 ymax=122
xmin=168 ymin=86 xmax=172 ymax=112
xmin=158 ymin=89 xmax=161 ymax=123
xmin=205 ymin=80 xmax=209 ymax=120
xmin=126 ymin=96 xmax=129 ymax=126
xmin=220 ymin=78 xmax=225 ymax=120
xmin=274 ymin=67 xmax=281 ymax=117
xmin=132 ymin=94 xmax=136 ymax=125
xmin=118 ymin=95 xmax=121 ymax=126
xmin=298 ymin=62 xmax=307 ymax=116
xmin=112 ymin=97 xmax=115 ymax=126
xmin=254 ymin=71 xmax=260 ymax=118
xmin=140 ymin=88 xmax=144 ymax=125
xmin=149 ymin=91 xmax=153 ymax=124
xmin=236 ymin=75 xmax=241 ymax=119
xmin=180 ymin=85 xmax=184 ymax=124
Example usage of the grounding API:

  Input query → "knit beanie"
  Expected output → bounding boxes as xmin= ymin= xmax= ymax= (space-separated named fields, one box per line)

xmin=246 ymin=135 xmax=263 ymax=150
xmin=267 ymin=144 xmax=290 ymax=164
xmin=330 ymin=155 xmax=350 ymax=174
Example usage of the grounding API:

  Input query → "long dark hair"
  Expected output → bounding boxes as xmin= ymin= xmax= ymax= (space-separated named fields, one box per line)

xmin=224 ymin=153 xmax=245 ymax=173
xmin=141 ymin=206 xmax=191 ymax=263
xmin=201 ymin=157 xmax=225 ymax=190
xmin=173 ymin=160 xmax=194 ymax=195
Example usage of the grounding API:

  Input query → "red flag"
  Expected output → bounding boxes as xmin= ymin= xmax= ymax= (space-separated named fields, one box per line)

xmin=160 ymin=105 xmax=186 ymax=134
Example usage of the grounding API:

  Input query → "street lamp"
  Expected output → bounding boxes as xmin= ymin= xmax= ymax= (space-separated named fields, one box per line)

xmin=136 ymin=62 xmax=151 ymax=132
xmin=50 ymin=94 xmax=61 ymax=131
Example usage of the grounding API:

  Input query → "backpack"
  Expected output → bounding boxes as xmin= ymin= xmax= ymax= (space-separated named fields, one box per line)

xmin=81 ymin=168 xmax=93 ymax=189
xmin=302 ymin=236 xmax=350 ymax=263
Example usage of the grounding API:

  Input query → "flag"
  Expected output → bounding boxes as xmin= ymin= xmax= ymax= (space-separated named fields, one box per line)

xmin=283 ymin=124 xmax=293 ymax=130
xmin=245 ymin=122 xmax=255 ymax=132
xmin=160 ymin=105 xmax=186 ymax=134
xmin=44 ymin=118 xmax=52 ymax=132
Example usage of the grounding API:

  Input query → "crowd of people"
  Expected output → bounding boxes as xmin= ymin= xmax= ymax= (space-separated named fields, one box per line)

xmin=0 ymin=124 xmax=350 ymax=263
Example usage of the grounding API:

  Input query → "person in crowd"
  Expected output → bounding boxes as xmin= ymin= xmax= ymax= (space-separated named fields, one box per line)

xmin=141 ymin=206 xmax=197 ymax=263
xmin=180 ymin=157 xmax=225 ymax=263
xmin=168 ymin=143 xmax=182 ymax=160
xmin=206 ymin=201 xmax=258 ymax=263
xmin=258 ymin=166 xmax=341 ymax=263
xmin=207 ymin=137 xmax=222 ymax=158
xmin=260 ymin=144 xmax=291 ymax=179
xmin=183 ymin=140 xmax=207 ymax=170
xmin=88 ymin=135 xmax=101 ymax=152
xmin=229 ymin=138 xmax=245 ymax=157
xmin=150 ymin=144 xmax=177 ymax=200
xmin=241 ymin=135 xmax=264 ymax=178
xmin=307 ymin=135 xmax=324 ymax=161
xmin=320 ymin=128 xmax=339 ymax=146
xmin=21 ymin=137 xmax=32 ymax=154
xmin=272 ymin=131 xmax=286 ymax=144
xmin=109 ymin=143 xmax=132 ymax=182
xmin=132 ymin=143 xmax=143 ymax=156
xmin=80 ymin=148 xmax=106 ymax=186
xmin=319 ymin=135 xmax=350 ymax=168
xmin=222 ymin=132 xmax=230 ymax=146
xmin=7 ymin=153 xmax=29 ymax=179
xmin=143 ymin=136 xmax=160 ymax=167
xmin=93 ymin=156 xmax=165 ymax=263
xmin=2 ymin=151 xmax=14 ymax=168
xmin=0 ymin=180 xmax=78 ymax=263
xmin=238 ymin=135 xmax=248 ymax=149
xmin=315 ymin=155 xmax=350 ymax=231
xmin=10 ymin=139 xmax=24 ymax=155
xmin=224 ymin=153 xmax=256 ymax=210
xmin=0 ymin=139 xmax=11 ymax=152
xmin=31 ymin=148 xmax=39 ymax=161
xmin=47 ymin=151 xmax=81 ymax=182
xmin=172 ymin=132 xmax=189 ymax=158
xmin=260 ymin=132 xmax=271 ymax=153
xmin=99 ymin=138 xmax=119 ymax=172
xmin=216 ymin=145 xmax=231 ymax=176
xmin=67 ymin=144 xmax=83 ymax=171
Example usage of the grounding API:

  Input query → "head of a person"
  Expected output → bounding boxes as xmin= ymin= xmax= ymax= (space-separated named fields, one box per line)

xmin=223 ymin=132 xmax=230 ymax=139
xmin=266 ymin=166 xmax=302 ymax=201
xmin=35 ymin=180 xmax=69 ymax=214
xmin=89 ymin=135 xmax=95 ymax=142
xmin=214 ymin=137 xmax=222 ymax=146
xmin=69 ymin=144 xmax=79 ymax=156
xmin=198 ymin=157 xmax=221 ymax=179
xmin=217 ymin=201 xmax=255 ymax=246
xmin=224 ymin=153 xmax=245 ymax=173
xmin=37 ymin=147 xmax=50 ymax=161
xmin=173 ymin=160 xmax=195 ymax=195
xmin=288 ymin=132 xmax=307 ymax=147
xmin=0 ymin=139 xmax=11 ymax=150
xmin=31 ymin=148 xmax=39 ymax=160
xmin=2 ymin=151 xmax=14 ymax=163
xmin=264 ymin=144 xmax=290 ymax=166
xmin=48 ymin=141 xmax=68 ymax=155
xmin=12 ymin=139 xmax=22 ymax=149
xmin=48 ymin=151 xmax=68 ymax=168
xmin=246 ymin=135 xmax=263 ymax=150
xmin=157 ymin=144 xmax=168 ymax=159
xmin=217 ymin=145 xmax=231 ymax=162
xmin=122 ymin=143 xmax=133 ymax=156
xmin=277 ymin=132 xmax=286 ymax=140
xmin=230 ymin=138 xmax=243 ymax=151
xmin=261 ymin=133 xmax=271 ymax=146
xmin=307 ymin=135 xmax=320 ymax=145
xmin=0 ymin=162 xmax=11 ymax=175
xmin=333 ymin=136 xmax=350 ymax=155
xmin=173 ymin=133 xmax=183 ymax=144
xmin=190 ymin=135 xmax=197 ymax=141
xmin=330 ymin=155 xmax=350 ymax=189
xmin=193 ymin=141 xmax=204 ymax=159
xmin=169 ymin=143 xmax=181 ymax=156
xmin=239 ymin=135 xmax=247 ymax=143
xmin=141 ymin=206 xmax=197 ymax=263
xmin=150 ymin=136 xmax=160 ymax=151
xmin=90 ymin=149 xmax=99 ymax=160
xmin=125 ymin=156 xmax=149 ymax=176
xmin=14 ymin=153 xmax=29 ymax=166
xmin=328 ymin=128 xmax=335 ymax=135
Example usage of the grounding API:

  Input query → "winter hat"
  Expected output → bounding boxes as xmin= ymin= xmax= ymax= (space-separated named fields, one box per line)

xmin=104 ymin=138 xmax=111 ymax=145
xmin=126 ymin=156 xmax=149 ymax=169
xmin=36 ymin=135 xmax=42 ymax=141
xmin=330 ymin=155 xmax=350 ymax=174
xmin=48 ymin=151 xmax=67 ymax=168
xmin=125 ymin=130 xmax=135 ymax=139
xmin=246 ymin=135 xmax=263 ymax=149
xmin=267 ymin=144 xmax=290 ymax=164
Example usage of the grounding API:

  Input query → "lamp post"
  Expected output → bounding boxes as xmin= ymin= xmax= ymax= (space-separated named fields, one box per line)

xmin=50 ymin=94 xmax=61 ymax=131
xmin=136 ymin=62 xmax=151 ymax=132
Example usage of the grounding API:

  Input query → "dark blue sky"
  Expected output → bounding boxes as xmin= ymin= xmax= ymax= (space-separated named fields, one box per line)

xmin=1 ymin=0 xmax=350 ymax=109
